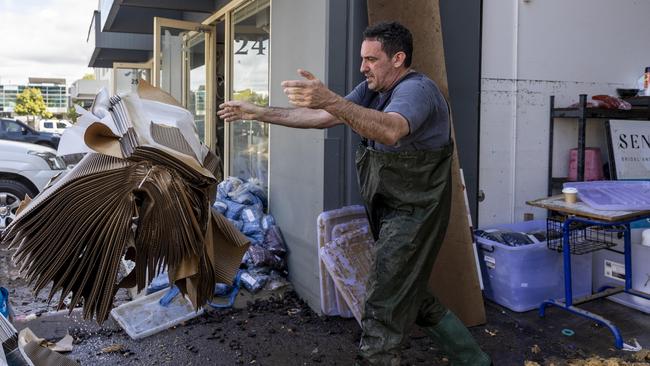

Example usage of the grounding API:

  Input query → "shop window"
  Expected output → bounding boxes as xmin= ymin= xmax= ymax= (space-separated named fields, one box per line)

xmin=113 ymin=62 xmax=151 ymax=95
xmin=187 ymin=35 xmax=207 ymax=143
xmin=154 ymin=18 xmax=215 ymax=149
xmin=229 ymin=0 xmax=270 ymax=189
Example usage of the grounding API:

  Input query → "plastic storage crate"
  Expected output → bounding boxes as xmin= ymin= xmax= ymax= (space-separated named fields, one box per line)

xmin=476 ymin=220 xmax=592 ymax=312
xmin=592 ymin=235 xmax=650 ymax=313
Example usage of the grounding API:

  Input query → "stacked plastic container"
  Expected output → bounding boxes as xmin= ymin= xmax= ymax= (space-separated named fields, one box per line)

xmin=592 ymin=219 xmax=650 ymax=313
xmin=568 ymin=147 xmax=603 ymax=181
xmin=475 ymin=220 xmax=592 ymax=312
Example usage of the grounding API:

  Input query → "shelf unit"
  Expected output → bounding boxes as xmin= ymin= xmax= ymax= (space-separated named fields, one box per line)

xmin=547 ymin=94 xmax=650 ymax=196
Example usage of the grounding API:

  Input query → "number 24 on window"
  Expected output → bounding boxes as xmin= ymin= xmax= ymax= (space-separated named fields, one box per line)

xmin=235 ymin=40 xmax=266 ymax=55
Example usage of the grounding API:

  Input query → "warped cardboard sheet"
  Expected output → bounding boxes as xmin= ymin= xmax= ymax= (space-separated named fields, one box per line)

xmin=18 ymin=328 xmax=78 ymax=366
xmin=368 ymin=0 xmax=486 ymax=326
xmin=1 ymin=87 xmax=246 ymax=323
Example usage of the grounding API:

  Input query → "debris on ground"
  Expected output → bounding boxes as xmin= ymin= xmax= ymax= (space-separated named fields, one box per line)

xmin=531 ymin=344 xmax=541 ymax=354
xmin=565 ymin=356 xmax=650 ymax=365
xmin=101 ymin=344 xmax=124 ymax=353
xmin=19 ymin=328 xmax=74 ymax=353
xmin=632 ymin=349 xmax=650 ymax=362
xmin=485 ymin=328 xmax=498 ymax=336
xmin=623 ymin=339 xmax=643 ymax=352
xmin=18 ymin=328 xmax=79 ymax=365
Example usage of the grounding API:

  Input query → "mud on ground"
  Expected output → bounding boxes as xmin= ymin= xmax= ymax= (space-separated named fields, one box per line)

xmin=3 ymin=244 xmax=650 ymax=365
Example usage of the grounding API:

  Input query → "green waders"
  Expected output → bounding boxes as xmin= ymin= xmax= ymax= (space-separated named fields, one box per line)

xmin=355 ymin=142 xmax=490 ymax=366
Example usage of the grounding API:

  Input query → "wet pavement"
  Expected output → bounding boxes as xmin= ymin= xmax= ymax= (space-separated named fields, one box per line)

xmin=4 ymin=245 xmax=650 ymax=365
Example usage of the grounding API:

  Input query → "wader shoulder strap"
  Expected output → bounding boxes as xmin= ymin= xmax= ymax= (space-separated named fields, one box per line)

xmin=358 ymin=72 xmax=420 ymax=147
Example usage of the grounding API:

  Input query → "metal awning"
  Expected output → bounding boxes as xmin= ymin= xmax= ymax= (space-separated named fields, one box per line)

xmin=88 ymin=11 xmax=153 ymax=68
xmin=100 ymin=0 xmax=216 ymax=34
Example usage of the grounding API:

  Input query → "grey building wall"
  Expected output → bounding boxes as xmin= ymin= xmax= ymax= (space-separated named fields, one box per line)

xmin=268 ymin=0 xmax=369 ymax=313
xmin=267 ymin=0 xmax=481 ymax=312
xmin=324 ymin=0 xmax=367 ymax=210
xmin=268 ymin=0 xmax=329 ymax=312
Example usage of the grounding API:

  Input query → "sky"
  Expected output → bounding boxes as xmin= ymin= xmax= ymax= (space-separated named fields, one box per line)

xmin=0 ymin=0 xmax=98 ymax=85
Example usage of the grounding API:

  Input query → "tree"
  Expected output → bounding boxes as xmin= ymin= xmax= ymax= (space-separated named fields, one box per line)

xmin=233 ymin=88 xmax=269 ymax=107
xmin=66 ymin=106 xmax=79 ymax=123
xmin=82 ymin=73 xmax=95 ymax=80
xmin=14 ymin=88 xmax=52 ymax=124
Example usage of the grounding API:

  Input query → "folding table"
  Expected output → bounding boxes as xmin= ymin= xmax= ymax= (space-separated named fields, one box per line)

xmin=527 ymin=195 xmax=650 ymax=349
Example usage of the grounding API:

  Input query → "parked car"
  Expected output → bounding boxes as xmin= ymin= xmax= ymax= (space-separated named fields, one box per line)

xmin=0 ymin=140 xmax=66 ymax=231
xmin=38 ymin=119 xmax=72 ymax=134
xmin=0 ymin=118 xmax=60 ymax=149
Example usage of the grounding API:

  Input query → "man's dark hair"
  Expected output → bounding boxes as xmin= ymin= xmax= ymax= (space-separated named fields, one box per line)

xmin=363 ymin=22 xmax=413 ymax=67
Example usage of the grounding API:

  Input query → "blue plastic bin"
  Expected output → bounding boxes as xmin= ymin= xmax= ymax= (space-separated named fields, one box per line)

xmin=475 ymin=220 xmax=592 ymax=312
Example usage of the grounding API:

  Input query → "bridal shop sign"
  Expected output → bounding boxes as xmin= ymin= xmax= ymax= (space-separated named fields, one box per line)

xmin=607 ymin=119 xmax=650 ymax=179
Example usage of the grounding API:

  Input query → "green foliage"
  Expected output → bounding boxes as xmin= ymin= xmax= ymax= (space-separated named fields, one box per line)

xmin=233 ymin=88 xmax=269 ymax=107
xmin=66 ymin=106 xmax=79 ymax=123
xmin=82 ymin=73 xmax=95 ymax=80
xmin=14 ymin=88 xmax=52 ymax=120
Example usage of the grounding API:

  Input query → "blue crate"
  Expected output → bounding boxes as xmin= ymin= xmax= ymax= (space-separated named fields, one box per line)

xmin=476 ymin=220 xmax=592 ymax=312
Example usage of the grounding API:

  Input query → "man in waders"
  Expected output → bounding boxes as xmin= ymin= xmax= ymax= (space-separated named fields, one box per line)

xmin=218 ymin=21 xmax=491 ymax=366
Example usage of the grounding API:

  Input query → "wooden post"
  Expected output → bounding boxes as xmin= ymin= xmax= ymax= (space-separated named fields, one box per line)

xmin=367 ymin=0 xmax=486 ymax=326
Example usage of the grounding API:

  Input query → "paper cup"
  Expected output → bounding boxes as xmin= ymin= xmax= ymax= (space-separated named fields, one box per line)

xmin=562 ymin=187 xmax=578 ymax=204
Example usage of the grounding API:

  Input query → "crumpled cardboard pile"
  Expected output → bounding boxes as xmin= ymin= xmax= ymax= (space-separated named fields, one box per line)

xmin=1 ymin=81 xmax=249 ymax=322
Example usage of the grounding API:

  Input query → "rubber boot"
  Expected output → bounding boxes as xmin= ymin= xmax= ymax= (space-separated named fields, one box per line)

xmin=421 ymin=310 xmax=491 ymax=366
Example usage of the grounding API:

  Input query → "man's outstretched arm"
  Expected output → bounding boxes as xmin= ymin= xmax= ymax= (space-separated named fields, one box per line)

xmin=218 ymin=100 xmax=341 ymax=129
xmin=282 ymin=69 xmax=409 ymax=146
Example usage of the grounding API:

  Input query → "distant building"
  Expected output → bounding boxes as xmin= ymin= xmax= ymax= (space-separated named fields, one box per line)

xmin=0 ymin=77 xmax=69 ymax=116
xmin=68 ymin=79 xmax=109 ymax=109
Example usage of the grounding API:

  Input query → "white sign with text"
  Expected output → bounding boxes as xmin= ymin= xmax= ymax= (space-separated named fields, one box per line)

xmin=608 ymin=119 xmax=650 ymax=179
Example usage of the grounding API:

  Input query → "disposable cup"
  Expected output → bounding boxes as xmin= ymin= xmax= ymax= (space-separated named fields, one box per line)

xmin=562 ymin=187 xmax=578 ymax=204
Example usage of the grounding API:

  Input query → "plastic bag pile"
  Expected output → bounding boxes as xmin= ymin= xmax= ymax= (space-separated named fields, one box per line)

xmin=0 ymin=81 xmax=249 ymax=322
xmin=213 ymin=177 xmax=288 ymax=293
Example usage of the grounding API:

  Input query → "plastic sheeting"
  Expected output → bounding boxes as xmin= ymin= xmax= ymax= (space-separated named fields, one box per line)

xmin=320 ymin=219 xmax=374 ymax=325
xmin=564 ymin=181 xmax=650 ymax=211
xmin=317 ymin=205 xmax=368 ymax=318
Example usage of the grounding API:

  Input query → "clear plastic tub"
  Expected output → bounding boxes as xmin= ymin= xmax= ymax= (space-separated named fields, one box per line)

xmin=110 ymin=288 xmax=203 ymax=340
xmin=476 ymin=220 xmax=592 ymax=312
xmin=317 ymin=205 xmax=367 ymax=318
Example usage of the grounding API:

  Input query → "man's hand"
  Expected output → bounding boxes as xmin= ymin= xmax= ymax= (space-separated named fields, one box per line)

xmin=217 ymin=100 xmax=263 ymax=122
xmin=281 ymin=69 xmax=339 ymax=109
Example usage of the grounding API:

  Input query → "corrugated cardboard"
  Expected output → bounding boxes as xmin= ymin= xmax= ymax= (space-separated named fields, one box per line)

xmin=1 ymin=88 xmax=247 ymax=323
xmin=367 ymin=0 xmax=486 ymax=326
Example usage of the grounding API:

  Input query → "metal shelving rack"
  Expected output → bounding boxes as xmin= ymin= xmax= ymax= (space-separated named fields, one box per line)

xmin=547 ymin=94 xmax=650 ymax=196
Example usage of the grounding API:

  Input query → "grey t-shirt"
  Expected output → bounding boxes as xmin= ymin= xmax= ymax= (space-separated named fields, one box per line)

xmin=344 ymin=72 xmax=450 ymax=152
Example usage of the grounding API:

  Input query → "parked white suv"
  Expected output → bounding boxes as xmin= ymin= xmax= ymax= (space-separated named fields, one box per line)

xmin=38 ymin=119 xmax=72 ymax=134
xmin=0 ymin=140 xmax=66 ymax=231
